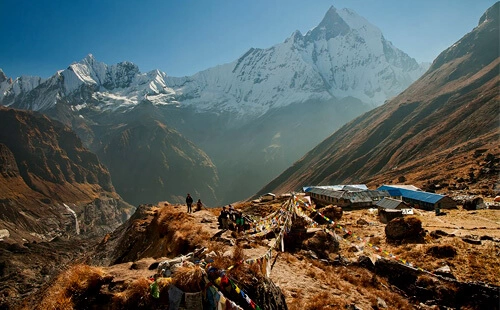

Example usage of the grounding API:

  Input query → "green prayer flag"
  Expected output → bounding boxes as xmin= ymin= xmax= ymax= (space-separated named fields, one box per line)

xmin=150 ymin=281 xmax=160 ymax=298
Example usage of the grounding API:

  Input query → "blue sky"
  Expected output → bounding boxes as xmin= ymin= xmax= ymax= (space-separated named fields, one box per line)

xmin=0 ymin=0 xmax=497 ymax=79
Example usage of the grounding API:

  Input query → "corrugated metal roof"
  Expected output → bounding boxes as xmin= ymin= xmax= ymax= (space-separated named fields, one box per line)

xmin=303 ymin=185 xmax=368 ymax=192
xmin=308 ymin=188 xmax=389 ymax=203
xmin=377 ymin=185 xmax=403 ymax=197
xmin=343 ymin=185 xmax=365 ymax=192
xmin=376 ymin=197 xmax=405 ymax=209
xmin=401 ymin=190 xmax=445 ymax=204
xmin=308 ymin=187 xmax=345 ymax=198
xmin=347 ymin=190 xmax=390 ymax=203
xmin=377 ymin=185 xmax=445 ymax=204
xmin=381 ymin=184 xmax=421 ymax=191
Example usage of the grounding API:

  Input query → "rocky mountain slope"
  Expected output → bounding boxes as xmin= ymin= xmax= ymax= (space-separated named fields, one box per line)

xmin=0 ymin=106 xmax=136 ymax=309
xmin=0 ymin=106 xmax=133 ymax=243
xmin=257 ymin=2 xmax=500 ymax=197
xmin=0 ymin=6 xmax=428 ymax=205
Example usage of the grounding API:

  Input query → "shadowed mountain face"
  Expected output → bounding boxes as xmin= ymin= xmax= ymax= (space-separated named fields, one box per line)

xmin=95 ymin=111 xmax=219 ymax=207
xmin=0 ymin=107 xmax=133 ymax=243
xmin=257 ymin=2 xmax=500 ymax=196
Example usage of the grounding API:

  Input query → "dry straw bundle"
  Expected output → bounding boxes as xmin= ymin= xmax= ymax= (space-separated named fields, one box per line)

xmin=172 ymin=265 xmax=204 ymax=292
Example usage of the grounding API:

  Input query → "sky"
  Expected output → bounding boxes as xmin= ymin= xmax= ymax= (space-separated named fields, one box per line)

xmin=0 ymin=0 xmax=497 ymax=79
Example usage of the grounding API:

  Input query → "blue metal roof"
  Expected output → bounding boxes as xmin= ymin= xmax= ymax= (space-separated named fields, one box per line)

xmin=377 ymin=185 xmax=445 ymax=204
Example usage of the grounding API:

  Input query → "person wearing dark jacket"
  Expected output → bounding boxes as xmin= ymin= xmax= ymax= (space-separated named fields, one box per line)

xmin=218 ymin=206 xmax=229 ymax=229
xmin=186 ymin=193 xmax=193 ymax=213
xmin=196 ymin=199 xmax=203 ymax=212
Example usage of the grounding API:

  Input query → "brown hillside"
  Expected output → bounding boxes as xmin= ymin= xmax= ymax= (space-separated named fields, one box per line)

xmin=0 ymin=107 xmax=132 ymax=243
xmin=256 ymin=3 xmax=499 ymax=196
xmin=0 ymin=107 xmax=136 ymax=309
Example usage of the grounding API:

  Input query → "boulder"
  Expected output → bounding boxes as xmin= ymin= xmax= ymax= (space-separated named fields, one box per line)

xmin=302 ymin=230 xmax=339 ymax=259
xmin=376 ymin=297 xmax=387 ymax=308
xmin=0 ymin=229 xmax=9 ymax=239
xmin=357 ymin=218 xmax=369 ymax=225
xmin=313 ymin=205 xmax=342 ymax=224
xmin=462 ymin=238 xmax=481 ymax=245
xmin=375 ymin=258 xmax=499 ymax=309
xmin=357 ymin=255 xmax=375 ymax=271
xmin=433 ymin=265 xmax=456 ymax=279
xmin=426 ymin=245 xmax=457 ymax=258
xmin=463 ymin=197 xmax=486 ymax=210
xmin=429 ymin=230 xmax=452 ymax=239
xmin=385 ymin=216 xmax=424 ymax=241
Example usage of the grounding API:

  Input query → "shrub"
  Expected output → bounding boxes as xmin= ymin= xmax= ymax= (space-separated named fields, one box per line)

xmin=36 ymin=264 xmax=106 ymax=310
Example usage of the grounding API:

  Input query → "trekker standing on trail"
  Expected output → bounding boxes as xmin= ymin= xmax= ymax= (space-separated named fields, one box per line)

xmin=219 ymin=206 xmax=229 ymax=229
xmin=236 ymin=211 xmax=245 ymax=233
xmin=228 ymin=205 xmax=235 ymax=221
xmin=196 ymin=199 xmax=203 ymax=212
xmin=186 ymin=193 xmax=193 ymax=213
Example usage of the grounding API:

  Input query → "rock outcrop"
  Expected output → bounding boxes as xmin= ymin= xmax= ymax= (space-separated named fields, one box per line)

xmin=385 ymin=216 xmax=425 ymax=242
xmin=0 ymin=106 xmax=133 ymax=243
xmin=375 ymin=258 xmax=500 ymax=309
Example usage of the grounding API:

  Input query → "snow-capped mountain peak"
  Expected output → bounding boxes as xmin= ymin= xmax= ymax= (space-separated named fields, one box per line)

xmin=0 ymin=69 xmax=8 ymax=84
xmin=1 ymin=6 xmax=428 ymax=116
xmin=165 ymin=5 xmax=428 ymax=116
xmin=0 ymin=54 xmax=178 ymax=111
xmin=306 ymin=6 xmax=351 ymax=41
xmin=0 ymin=71 xmax=46 ymax=105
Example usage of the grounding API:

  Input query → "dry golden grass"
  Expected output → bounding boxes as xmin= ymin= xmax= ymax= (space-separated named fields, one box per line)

xmin=156 ymin=206 xmax=212 ymax=255
xmin=112 ymin=277 xmax=153 ymax=308
xmin=34 ymin=264 xmax=106 ymax=310
xmin=204 ymin=242 xmax=232 ymax=270
xmin=280 ymin=256 xmax=414 ymax=310
xmin=287 ymin=291 xmax=353 ymax=310
xmin=172 ymin=265 xmax=204 ymax=292
xmin=375 ymin=234 xmax=500 ymax=285
xmin=232 ymin=244 xmax=245 ymax=263
xmin=207 ymin=207 xmax=222 ymax=217
xmin=338 ymin=266 xmax=378 ymax=288
xmin=281 ymin=252 xmax=299 ymax=264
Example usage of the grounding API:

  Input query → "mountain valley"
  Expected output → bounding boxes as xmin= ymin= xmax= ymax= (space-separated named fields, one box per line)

xmin=0 ymin=2 xmax=498 ymax=309
xmin=0 ymin=6 xmax=428 ymax=206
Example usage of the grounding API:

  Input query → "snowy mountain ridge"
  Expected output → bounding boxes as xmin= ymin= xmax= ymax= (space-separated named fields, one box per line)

xmin=0 ymin=54 xmax=178 ymax=112
xmin=0 ymin=6 xmax=428 ymax=117
xmin=164 ymin=7 xmax=427 ymax=116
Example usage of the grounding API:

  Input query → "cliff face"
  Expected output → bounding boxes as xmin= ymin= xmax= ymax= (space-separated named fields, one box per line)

xmin=0 ymin=107 xmax=133 ymax=243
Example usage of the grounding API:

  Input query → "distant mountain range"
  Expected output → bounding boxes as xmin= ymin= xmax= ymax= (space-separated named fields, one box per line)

xmin=0 ymin=7 xmax=427 ymax=116
xmin=256 ymin=2 xmax=499 ymax=197
xmin=1 ymin=6 xmax=432 ymax=205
